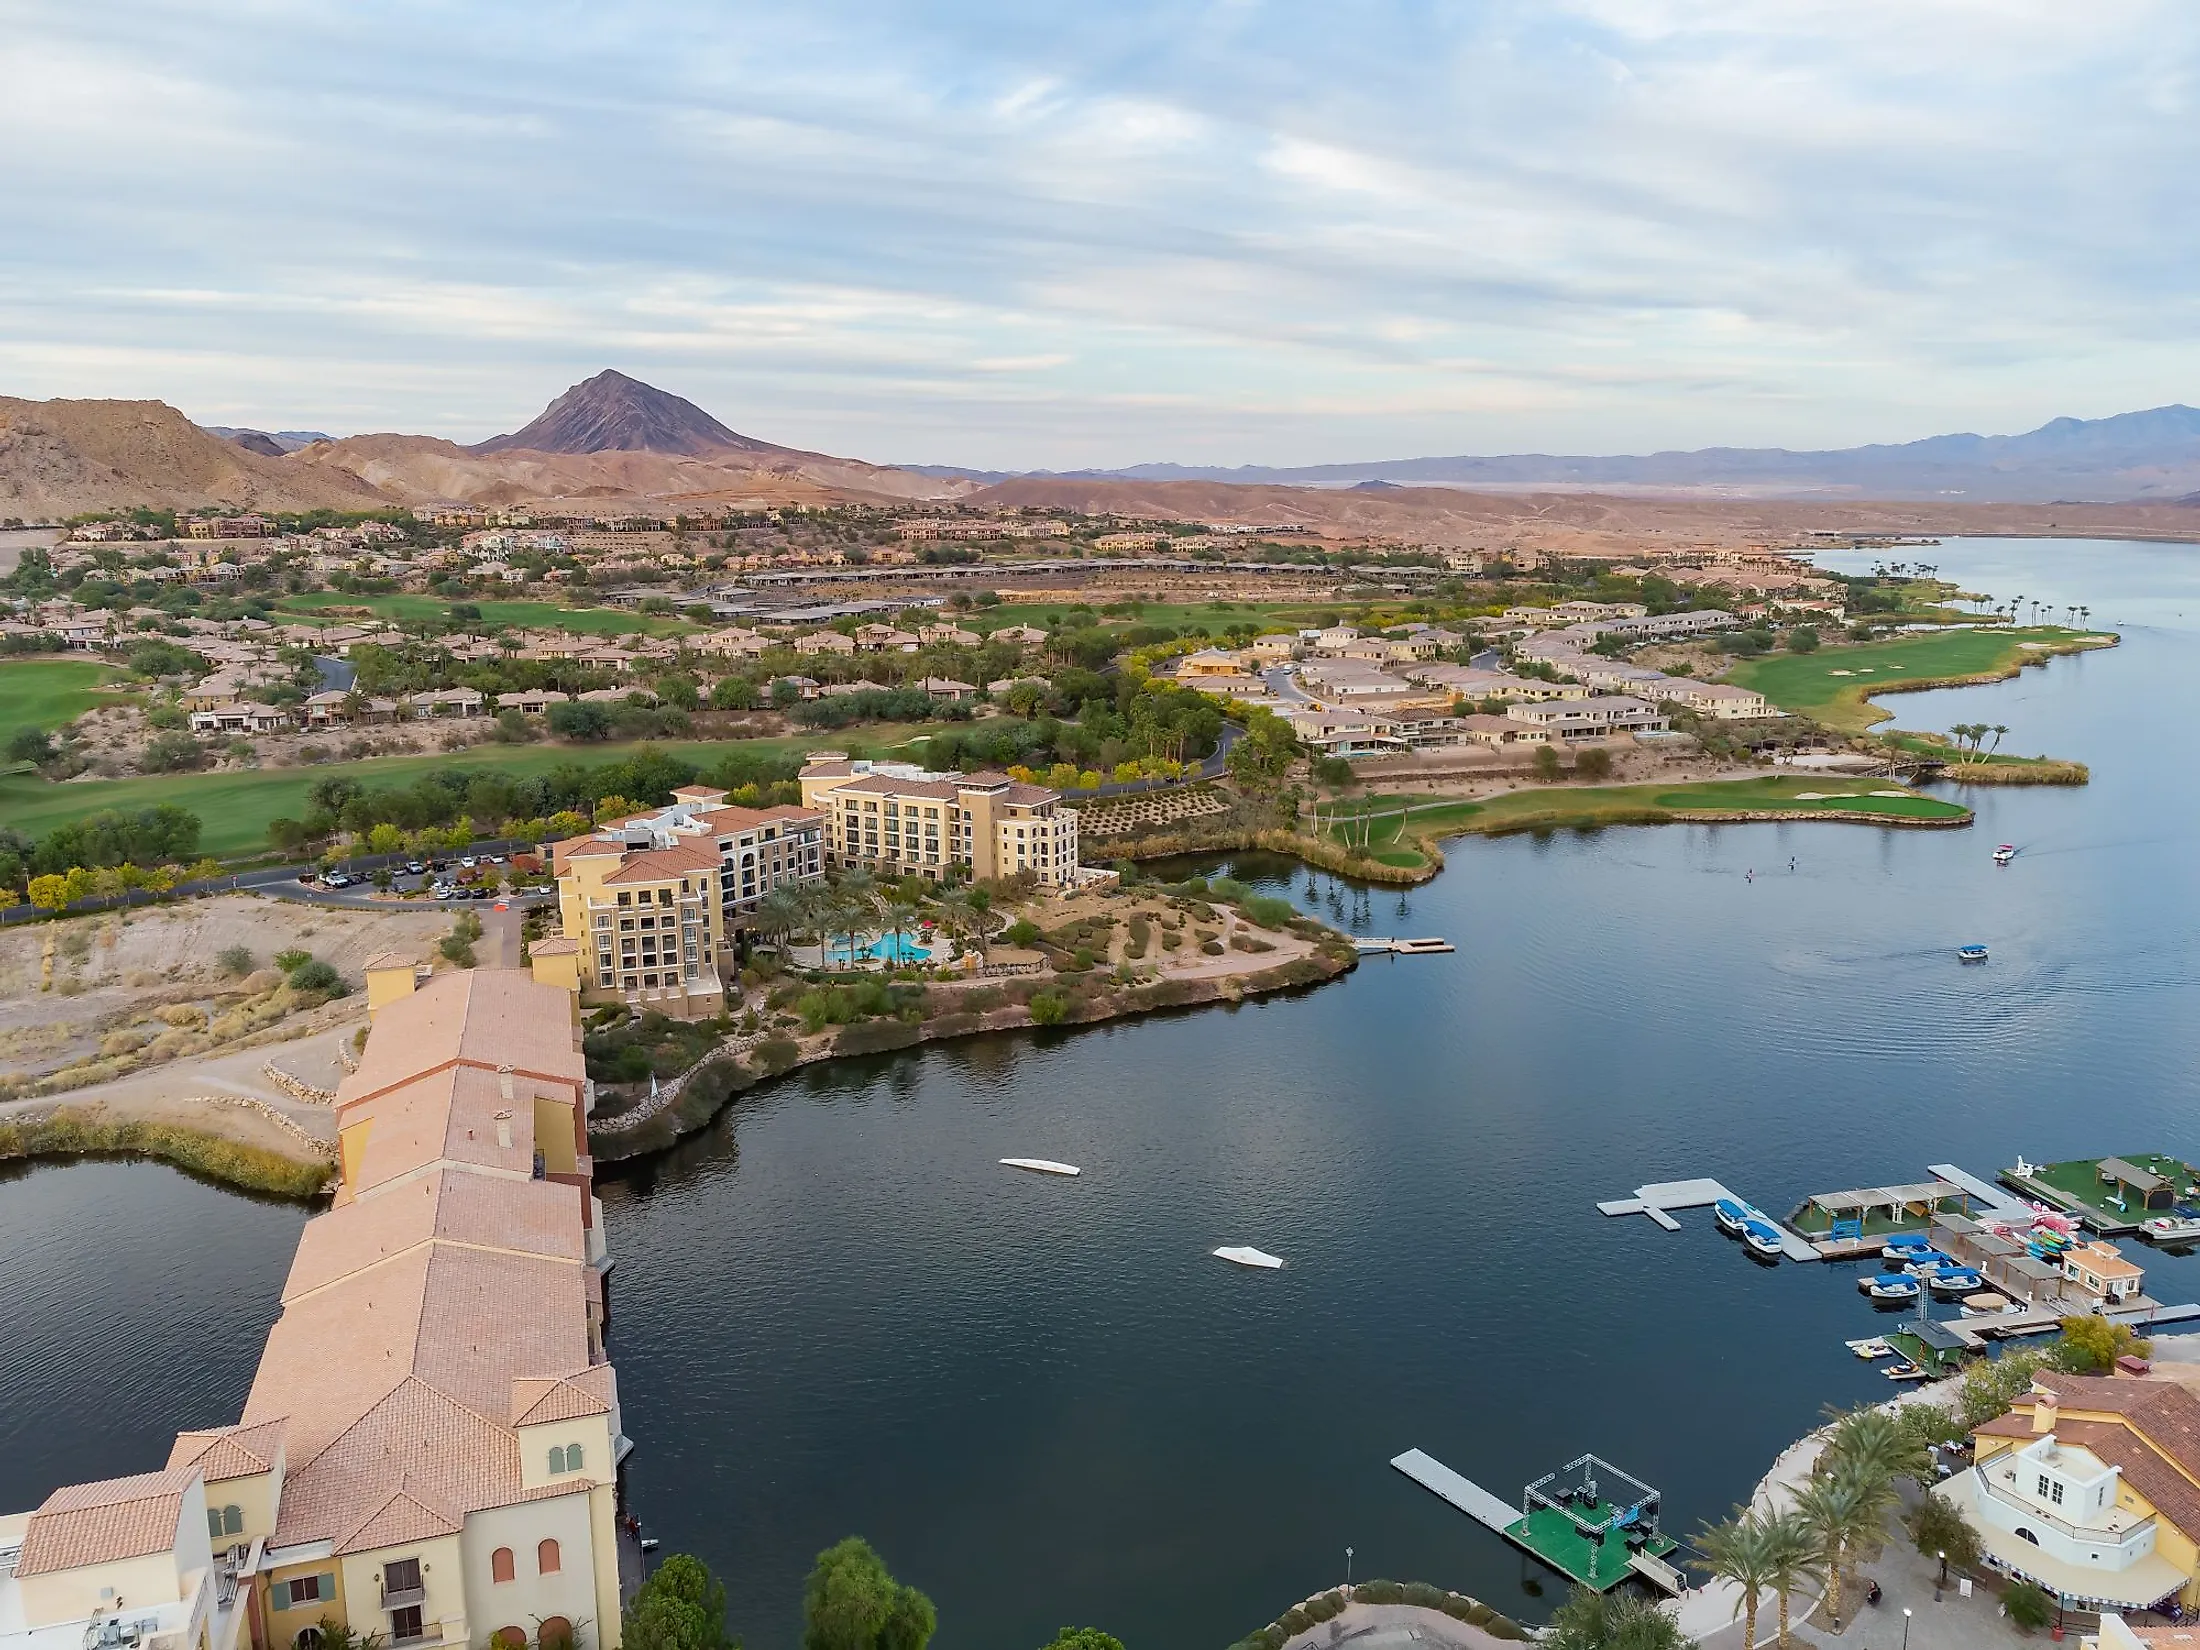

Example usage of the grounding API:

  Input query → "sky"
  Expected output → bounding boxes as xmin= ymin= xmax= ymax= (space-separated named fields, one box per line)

xmin=4 ymin=0 xmax=2200 ymax=469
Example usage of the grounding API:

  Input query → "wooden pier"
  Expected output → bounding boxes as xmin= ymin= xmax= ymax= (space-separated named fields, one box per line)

xmin=1351 ymin=936 xmax=1456 ymax=954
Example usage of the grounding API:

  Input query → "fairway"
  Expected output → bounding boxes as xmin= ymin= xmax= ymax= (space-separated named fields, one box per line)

xmin=0 ymin=658 xmax=126 ymax=748
xmin=0 ymin=724 xmax=932 ymax=856
xmin=275 ymin=593 xmax=698 ymax=637
xmin=1323 ymin=776 xmax=1969 ymax=868
xmin=1725 ymin=627 xmax=2115 ymax=734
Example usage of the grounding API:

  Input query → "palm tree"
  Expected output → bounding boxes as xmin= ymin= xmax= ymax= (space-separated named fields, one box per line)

xmin=1761 ymin=1508 xmax=1822 ymax=1648
xmin=883 ymin=899 xmax=921 ymax=964
xmin=1694 ymin=1507 xmax=1778 ymax=1650
xmin=1823 ymin=1403 xmax=1930 ymax=1487
xmin=751 ymin=888 xmax=804 ymax=955
xmin=1546 ymin=1586 xmax=1691 ymax=1650
xmin=1793 ymin=1467 xmax=1892 ymax=1629
xmin=1987 ymin=724 xmax=2008 ymax=760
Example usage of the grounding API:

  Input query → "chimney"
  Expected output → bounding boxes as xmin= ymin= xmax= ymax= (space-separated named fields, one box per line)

xmin=494 ymin=1109 xmax=513 ymax=1150
xmin=2031 ymin=1383 xmax=2059 ymax=1434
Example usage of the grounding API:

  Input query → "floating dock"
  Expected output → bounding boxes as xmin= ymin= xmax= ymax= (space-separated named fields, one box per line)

xmin=1597 ymin=1177 xmax=1819 ymax=1261
xmin=1391 ymin=1449 xmax=1682 ymax=1593
xmin=2000 ymin=1154 xmax=2200 ymax=1237
xmin=1351 ymin=936 xmax=1456 ymax=954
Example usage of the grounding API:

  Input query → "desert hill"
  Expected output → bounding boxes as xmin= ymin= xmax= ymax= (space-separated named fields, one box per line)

xmin=0 ymin=397 xmax=390 ymax=517
xmin=473 ymin=369 xmax=784 ymax=458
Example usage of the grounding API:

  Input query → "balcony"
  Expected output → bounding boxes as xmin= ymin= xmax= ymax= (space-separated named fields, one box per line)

xmin=1976 ymin=1469 xmax=2153 ymax=1546
xmin=379 ymin=1583 xmax=427 ymax=1610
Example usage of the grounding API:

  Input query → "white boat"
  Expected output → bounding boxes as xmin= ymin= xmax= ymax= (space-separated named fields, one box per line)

xmin=1846 ymin=1338 xmax=1896 ymax=1360
xmin=1215 ymin=1245 xmax=1284 ymax=1269
xmin=999 ymin=1158 xmax=1081 ymax=1177
xmin=1741 ymin=1220 xmax=1787 ymax=1258
xmin=1994 ymin=844 xmax=2017 ymax=865
xmin=1861 ymin=1272 xmax=1921 ymax=1300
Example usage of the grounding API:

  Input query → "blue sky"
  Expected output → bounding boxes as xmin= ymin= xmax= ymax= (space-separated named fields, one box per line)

xmin=4 ymin=0 xmax=2198 ymax=467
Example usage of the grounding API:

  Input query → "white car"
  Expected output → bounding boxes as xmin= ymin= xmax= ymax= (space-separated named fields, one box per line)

xmin=458 ymin=855 xmax=478 ymax=869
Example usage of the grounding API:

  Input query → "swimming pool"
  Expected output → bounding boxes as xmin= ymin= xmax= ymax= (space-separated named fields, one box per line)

xmin=825 ymin=933 xmax=934 ymax=965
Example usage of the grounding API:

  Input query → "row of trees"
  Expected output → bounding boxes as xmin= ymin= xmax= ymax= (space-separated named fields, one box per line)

xmin=0 ymin=804 xmax=211 ymax=904
xmin=621 ymin=1540 xmax=1120 ymax=1650
xmin=748 ymin=870 xmax=1005 ymax=965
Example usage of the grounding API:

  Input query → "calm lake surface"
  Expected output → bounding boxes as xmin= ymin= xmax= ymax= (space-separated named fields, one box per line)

xmin=5 ymin=537 xmax=2199 ymax=1650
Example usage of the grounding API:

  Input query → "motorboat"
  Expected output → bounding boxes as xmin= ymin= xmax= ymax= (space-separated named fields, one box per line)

xmin=1928 ymin=1266 xmax=1986 ymax=1296
xmin=1847 ymin=1338 xmax=1896 ymax=1360
xmin=2143 ymin=1212 xmax=2200 ymax=1243
xmin=1958 ymin=944 xmax=1990 ymax=963
xmin=1861 ymin=1273 xmax=1921 ymax=1300
xmin=1961 ymin=1292 xmax=2018 ymax=1316
xmin=999 ymin=1158 xmax=1081 ymax=1177
xmin=1881 ymin=1233 xmax=1935 ymax=1260
xmin=1886 ymin=1359 xmax=1930 ymax=1382
xmin=1741 ymin=1220 xmax=1787 ymax=1259
xmin=1994 ymin=844 xmax=2017 ymax=865
xmin=1215 ymin=1246 xmax=1284 ymax=1269
xmin=1899 ymin=1249 xmax=1956 ymax=1275
xmin=1714 ymin=1197 xmax=1754 ymax=1234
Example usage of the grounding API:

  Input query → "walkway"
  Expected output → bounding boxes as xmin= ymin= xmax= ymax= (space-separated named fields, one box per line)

xmin=1277 ymin=1602 xmax=1521 ymax=1650
xmin=1599 ymin=1177 xmax=1820 ymax=1261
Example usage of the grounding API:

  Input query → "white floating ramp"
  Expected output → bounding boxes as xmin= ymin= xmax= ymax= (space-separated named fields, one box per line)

xmin=1628 ymin=1549 xmax=1685 ymax=1595
xmin=1389 ymin=1449 xmax=1519 ymax=1534
xmin=1000 ymin=1158 xmax=1081 ymax=1177
xmin=1598 ymin=1177 xmax=1819 ymax=1261
xmin=1928 ymin=1162 xmax=2032 ymax=1219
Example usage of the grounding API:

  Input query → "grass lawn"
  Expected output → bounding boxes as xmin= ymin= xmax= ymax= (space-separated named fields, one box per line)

xmin=0 ymin=724 xmax=933 ymax=856
xmin=1724 ymin=627 xmax=2115 ymax=734
xmin=0 ymin=658 xmax=128 ymax=748
xmin=274 ymin=593 xmax=698 ymax=637
xmin=1321 ymin=776 xmax=1970 ymax=867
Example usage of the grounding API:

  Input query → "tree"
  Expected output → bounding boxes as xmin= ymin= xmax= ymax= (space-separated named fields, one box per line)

xmin=1532 ymin=744 xmax=1563 ymax=782
xmin=710 ymin=677 xmax=758 ymax=711
xmin=27 ymin=872 xmax=75 ymax=914
xmin=1823 ymin=1403 xmax=1931 ymax=1489
xmin=2003 ymin=1579 xmax=2053 ymax=1632
xmin=7 ymin=726 xmax=54 ymax=765
xmin=1544 ymin=1585 xmax=1691 ymax=1650
xmin=1792 ymin=1467 xmax=1891 ymax=1629
xmin=802 ymin=1537 xmax=935 ymax=1650
xmin=1693 ymin=1508 xmax=1777 ymax=1650
xmin=1036 ymin=1634 xmax=1122 ymax=1650
xmin=2057 ymin=1314 xmax=2148 ymax=1373
xmin=1906 ymin=1488 xmax=1982 ymax=1576
xmin=1576 ymin=747 xmax=1614 ymax=780
xmin=622 ymin=1553 xmax=738 ymax=1650
xmin=1786 ymin=626 xmax=1820 ymax=653
xmin=549 ymin=701 xmax=614 ymax=741
xmin=1760 ymin=1509 xmax=1820 ymax=1648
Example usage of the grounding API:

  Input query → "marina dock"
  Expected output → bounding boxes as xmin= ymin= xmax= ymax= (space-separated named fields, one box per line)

xmin=1787 ymin=1168 xmax=2028 ymax=1259
xmin=1598 ymin=1177 xmax=1819 ymax=1261
xmin=1351 ymin=936 xmax=1456 ymax=954
xmin=1392 ymin=1448 xmax=1682 ymax=1593
xmin=1999 ymin=1153 xmax=2200 ymax=1237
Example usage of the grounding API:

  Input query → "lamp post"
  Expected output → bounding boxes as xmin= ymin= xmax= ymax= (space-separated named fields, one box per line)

xmin=1903 ymin=1605 xmax=1914 ymax=1650
xmin=1937 ymin=1550 xmax=1948 ymax=1602
xmin=1346 ymin=1547 xmax=1354 ymax=1589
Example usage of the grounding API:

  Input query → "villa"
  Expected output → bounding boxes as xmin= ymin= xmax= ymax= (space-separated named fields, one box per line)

xmin=799 ymin=758 xmax=1081 ymax=886
xmin=1940 ymin=1372 xmax=2200 ymax=1613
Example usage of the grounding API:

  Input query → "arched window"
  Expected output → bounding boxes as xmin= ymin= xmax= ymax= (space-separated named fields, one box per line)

xmin=538 ymin=1539 xmax=562 ymax=1576
xmin=295 ymin=1630 xmax=324 ymax=1650
xmin=222 ymin=1505 xmax=244 ymax=1537
xmin=539 ymin=1618 xmax=573 ymax=1650
xmin=564 ymin=1442 xmax=582 ymax=1473
xmin=548 ymin=1445 xmax=566 ymax=1474
xmin=491 ymin=1548 xmax=515 ymax=1584
xmin=2016 ymin=1527 xmax=2040 ymax=1545
xmin=494 ymin=1629 xmax=526 ymax=1649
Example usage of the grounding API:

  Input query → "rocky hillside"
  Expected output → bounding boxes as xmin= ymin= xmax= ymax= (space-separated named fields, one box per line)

xmin=473 ymin=368 xmax=783 ymax=457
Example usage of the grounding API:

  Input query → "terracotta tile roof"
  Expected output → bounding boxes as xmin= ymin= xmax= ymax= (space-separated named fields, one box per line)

xmin=284 ymin=1170 xmax=584 ymax=1300
xmin=362 ymin=950 xmax=416 ymax=973
xmin=799 ymin=760 xmax=857 ymax=776
xmin=336 ymin=1066 xmax=544 ymax=1196
xmin=998 ymin=783 xmax=1060 ymax=806
xmin=17 ymin=1469 xmax=196 ymax=1576
xmin=529 ymin=936 xmax=579 ymax=956
xmin=337 ymin=1486 xmax=461 ymax=1554
xmin=832 ymin=774 xmax=960 ymax=801
xmin=339 ymin=971 xmax=583 ymax=1107
xmin=670 ymin=785 xmax=724 ymax=799
xmin=511 ymin=1366 xmax=616 ymax=1427
xmin=167 ymin=1417 xmax=288 ymax=1483
xmin=600 ymin=843 xmax=720 ymax=883
xmin=1978 ymin=1375 xmax=2200 ymax=1539
xmin=696 ymin=804 xmax=824 ymax=833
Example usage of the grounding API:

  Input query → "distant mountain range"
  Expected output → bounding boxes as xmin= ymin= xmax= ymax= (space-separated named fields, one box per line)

xmin=203 ymin=427 xmax=333 ymax=457
xmin=906 ymin=405 xmax=2200 ymax=503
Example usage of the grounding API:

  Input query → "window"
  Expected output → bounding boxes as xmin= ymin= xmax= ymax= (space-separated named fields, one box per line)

xmin=538 ymin=1619 xmax=573 ymax=1650
xmin=494 ymin=1630 xmax=527 ymax=1649
xmin=491 ymin=1548 xmax=515 ymax=1583
xmin=2037 ymin=1475 xmax=2052 ymax=1499
xmin=550 ymin=1443 xmax=585 ymax=1474
xmin=538 ymin=1538 xmax=562 ymax=1575
xmin=295 ymin=1631 xmax=324 ymax=1650
xmin=384 ymin=1558 xmax=422 ymax=1596
xmin=390 ymin=1607 xmax=424 ymax=1644
xmin=207 ymin=1503 xmax=244 ymax=1539
xmin=2050 ymin=1480 xmax=2065 ymax=1505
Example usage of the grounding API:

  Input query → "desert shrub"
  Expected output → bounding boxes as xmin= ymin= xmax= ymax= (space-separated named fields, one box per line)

xmin=1279 ymin=1607 xmax=1313 ymax=1635
xmin=287 ymin=959 xmax=342 ymax=995
xmin=273 ymin=948 xmax=311 ymax=972
xmin=216 ymin=944 xmax=254 ymax=976
xmin=834 ymin=1020 xmax=925 ymax=1056
xmin=157 ymin=1003 xmax=206 ymax=1028
xmin=2003 ymin=1581 xmax=2053 ymax=1631
xmin=1003 ymin=918 xmax=1042 ymax=947
xmin=438 ymin=935 xmax=477 ymax=967
xmin=1306 ymin=1592 xmax=1344 ymax=1623
xmin=1201 ymin=940 xmax=1225 ymax=956
xmin=1354 ymin=1580 xmax=1405 ymax=1606
xmin=749 ymin=1037 xmax=801 ymax=1076
xmin=1028 ymin=989 xmax=1070 ymax=1026
xmin=1241 ymin=894 xmax=1295 ymax=928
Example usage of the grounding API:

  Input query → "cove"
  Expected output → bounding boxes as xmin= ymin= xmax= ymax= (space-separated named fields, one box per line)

xmin=5 ymin=537 xmax=2200 ymax=1650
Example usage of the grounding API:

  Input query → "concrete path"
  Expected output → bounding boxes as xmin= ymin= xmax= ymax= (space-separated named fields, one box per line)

xmin=1277 ymin=1602 xmax=1520 ymax=1650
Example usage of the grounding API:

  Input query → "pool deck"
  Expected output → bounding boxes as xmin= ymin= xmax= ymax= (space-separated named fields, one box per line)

xmin=1597 ymin=1177 xmax=1819 ymax=1261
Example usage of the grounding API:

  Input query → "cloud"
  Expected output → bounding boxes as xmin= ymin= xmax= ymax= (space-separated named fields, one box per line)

xmin=1 ymin=0 xmax=2197 ymax=466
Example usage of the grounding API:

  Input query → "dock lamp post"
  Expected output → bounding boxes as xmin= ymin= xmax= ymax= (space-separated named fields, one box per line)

xmin=1346 ymin=1547 xmax=1354 ymax=1588
xmin=1937 ymin=1551 xmax=1948 ymax=1601
xmin=1903 ymin=1606 xmax=1914 ymax=1650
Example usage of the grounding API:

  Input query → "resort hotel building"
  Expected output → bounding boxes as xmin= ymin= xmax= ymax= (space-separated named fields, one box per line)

xmin=797 ymin=757 xmax=1081 ymax=887
xmin=0 ymin=962 xmax=632 ymax=1650
xmin=547 ymin=786 xmax=826 ymax=1018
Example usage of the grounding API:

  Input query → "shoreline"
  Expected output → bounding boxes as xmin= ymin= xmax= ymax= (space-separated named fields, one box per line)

xmin=589 ymin=939 xmax=1359 ymax=1162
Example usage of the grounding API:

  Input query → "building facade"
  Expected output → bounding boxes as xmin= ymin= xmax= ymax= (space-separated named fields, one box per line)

xmin=798 ymin=759 xmax=1080 ymax=886
xmin=0 ymin=967 xmax=630 ymax=1650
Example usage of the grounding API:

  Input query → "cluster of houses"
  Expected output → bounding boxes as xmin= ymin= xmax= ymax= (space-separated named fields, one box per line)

xmin=1166 ymin=603 xmax=1771 ymax=760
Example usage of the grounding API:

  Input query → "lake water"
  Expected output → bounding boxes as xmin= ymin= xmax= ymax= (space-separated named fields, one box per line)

xmin=5 ymin=538 xmax=2199 ymax=1650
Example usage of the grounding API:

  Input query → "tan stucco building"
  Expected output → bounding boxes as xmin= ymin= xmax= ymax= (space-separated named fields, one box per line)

xmin=1 ymin=969 xmax=631 ymax=1650
xmin=797 ymin=758 xmax=1080 ymax=886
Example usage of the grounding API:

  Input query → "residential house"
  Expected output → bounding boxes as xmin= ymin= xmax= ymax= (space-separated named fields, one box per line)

xmin=1456 ymin=714 xmax=1550 ymax=747
xmin=793 ymin=630 xmax=856 ymax=656
xmin=188 ymin=701 xmax=293 ymax=735
xmin=1940 ymin=1373 xmax=2200 ymax=1613
xmin=408 ymin=688 xmax=485 ymax=719
xmin=852 ymin=624 xmax=920 ymax=653
xmin=303 ymin=691 xmax=397 ymax=727
xmin=799 ymin=760 xmax=1080 ymax=886
xmin=496 ymin=690 xmax=572 ymax=715
xmin=1504 ymin=696 xmax=1670 ymax=741
xmin=988 ymin=625 xmax=1049 ymax=646
xmin=1176 ymin=649 xmax=1254 ymax=679
xmin=913 ymin=677 xmax=977 ymax=702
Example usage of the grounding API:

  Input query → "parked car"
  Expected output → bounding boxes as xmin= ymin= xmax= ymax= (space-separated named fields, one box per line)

xmin=458 ymin=855 xmax=478 ymax=869
xmin=431 ymin=886 xmax=454 ymax=900
xmin=296 ymin=871 xmax=320 ymax=884
xmin=484 ymin=853 xmax=506 ymax=865
xmin=324 ymin=873 xmax=353 ymax=888
xmin=470 ymin=886 xmax=492 ymax=899
xmin=404 ymin=860 xmax=427 ymax=875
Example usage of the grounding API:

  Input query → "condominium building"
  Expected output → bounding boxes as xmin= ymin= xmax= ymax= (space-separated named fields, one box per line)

xmin=0 ymin=965 xmax=630 ymax=1650
xmin=550 ymin=786 xmax=825 ymax=1016
xmin=798 ymin=758 xmax=1081 ymax=886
